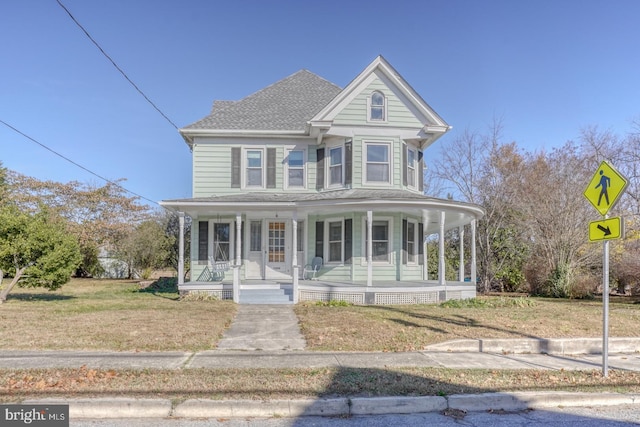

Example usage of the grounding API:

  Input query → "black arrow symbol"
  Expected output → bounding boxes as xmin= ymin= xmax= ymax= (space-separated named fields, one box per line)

xmin=597 ymin=224 xmax=612 ymax=236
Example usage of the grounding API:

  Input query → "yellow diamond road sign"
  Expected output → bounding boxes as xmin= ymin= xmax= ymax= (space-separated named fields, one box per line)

xmin=589 ymin=217 xmax=623 ymax=242
xmin=584 ymin=161 xmax=628 ymax=216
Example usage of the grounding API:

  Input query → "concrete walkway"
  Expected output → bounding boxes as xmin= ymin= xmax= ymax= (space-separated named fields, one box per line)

xmin=216 ymin=304 xmax=306 ymax=351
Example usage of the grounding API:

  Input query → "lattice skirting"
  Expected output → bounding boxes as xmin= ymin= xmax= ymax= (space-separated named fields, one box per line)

xmin=180 ymin=289 xmax=233 ymax=300
xmin=374 ymin=292 xmax=439 ymax=305
xmin=299 ymin=290 xmax=365 ymax=305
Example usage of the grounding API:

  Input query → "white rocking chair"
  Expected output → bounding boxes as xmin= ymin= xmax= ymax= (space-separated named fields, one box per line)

xmin=303 ymin=257 xmax=323 ymax=280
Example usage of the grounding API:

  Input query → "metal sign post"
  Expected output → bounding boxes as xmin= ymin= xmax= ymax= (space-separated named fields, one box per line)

xmin=584 ymin=161 xmax=628 ymax=378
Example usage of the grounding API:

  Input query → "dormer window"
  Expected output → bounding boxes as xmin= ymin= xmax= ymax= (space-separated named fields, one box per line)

xmin=369 ymin=91 xmax=386 ymax=121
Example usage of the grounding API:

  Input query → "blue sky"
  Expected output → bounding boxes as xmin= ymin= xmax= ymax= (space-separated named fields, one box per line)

xmin=1 ymin=0 xmax=639 ymax=206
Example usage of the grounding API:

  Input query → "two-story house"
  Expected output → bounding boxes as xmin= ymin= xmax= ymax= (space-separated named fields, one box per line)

xmin=161 ymin=56 xmax=484 ymax=304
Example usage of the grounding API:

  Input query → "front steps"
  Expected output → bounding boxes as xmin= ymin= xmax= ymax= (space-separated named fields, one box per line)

xmin=238 ymin=284 xmax=293 ymax=304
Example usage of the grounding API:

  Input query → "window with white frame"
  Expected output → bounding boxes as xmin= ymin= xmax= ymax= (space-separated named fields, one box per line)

xmin=365 ymin=142 xmax=390 ymax=184
xmin=246 ymin=150 xmax=263 ymax=187
xmin=364 ymin=219 xmax=391 ymax=263
xmin=287 ymin=150 xmax=305 ymax=188
xmin=213 ymin=222 xmax=231 ymax=262
xmin=369 ymin=91 xmax=386 ymax=121
xmin=328 ymin=220 xmax=343 ymax=263
xmin=328 ymin=146 xmax=343 ymax=186
xmin=407 ymin=220 xmax=417 ymax=264
xmin=407 ymin=147 xmax=417 ymax=188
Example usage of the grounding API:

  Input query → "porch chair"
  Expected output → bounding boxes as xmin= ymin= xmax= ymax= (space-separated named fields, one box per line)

xmin=303 ymin=257 xmax=323 ymax=280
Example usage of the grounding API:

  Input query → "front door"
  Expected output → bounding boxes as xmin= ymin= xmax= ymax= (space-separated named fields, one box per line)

xmin=266 ymin=220 xmax=288 ymax=279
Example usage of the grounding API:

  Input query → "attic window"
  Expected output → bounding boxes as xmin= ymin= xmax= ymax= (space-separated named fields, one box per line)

xmin=369 ymin=91 xmax=386 ymax=121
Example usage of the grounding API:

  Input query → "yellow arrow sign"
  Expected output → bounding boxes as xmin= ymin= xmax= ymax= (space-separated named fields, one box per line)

xmin=584 ymin=161 xmax=628 ymax=216
xmin=589 ymin=217 xmax=623 ymax=242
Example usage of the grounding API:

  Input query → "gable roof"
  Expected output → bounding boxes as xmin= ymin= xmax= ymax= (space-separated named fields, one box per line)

xmin=183 ymin=70 xmax=342 ymax=133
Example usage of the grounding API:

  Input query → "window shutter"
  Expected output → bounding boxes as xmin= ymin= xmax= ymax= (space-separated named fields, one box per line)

xmin=418 ymin=222 xmax=424 ymax=265
xmin=231 ymin=147 xmax=241 ymax=188
xmin=315 ymin=221 xmax=324 ymax=258
xmin=267 ymin=148 xmax=276 ymax=188
xmin=345 ymin=139 xmax=352 ymax=186
xmin=418 ymin=150 xmax=424 ymax=193
xmin=402 ymin=219 xmax=408 ymax=264
xmin=316 ymin=148 xmax=325 ymax=190
xmin=344 ymin=218 xmax=352 ymax=264
xmin=198 ymin=221 xmax=209 ymax=261
xmin=402 ymin=143 xmax=408 ymax=187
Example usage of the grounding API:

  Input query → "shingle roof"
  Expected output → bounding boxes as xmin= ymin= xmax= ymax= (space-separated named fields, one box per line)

xmin=184 ymin=70 xmax=342 ymax=131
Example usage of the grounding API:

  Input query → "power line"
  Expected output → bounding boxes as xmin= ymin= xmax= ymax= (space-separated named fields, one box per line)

xmin=55 ymin=0 xmax=179 ymax=130
xmin=0 ymin=118 xmax=160 ymax=207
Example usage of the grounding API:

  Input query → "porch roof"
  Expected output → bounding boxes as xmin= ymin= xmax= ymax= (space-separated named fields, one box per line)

xmin=161 ymin=189 xmax=484 ymax=234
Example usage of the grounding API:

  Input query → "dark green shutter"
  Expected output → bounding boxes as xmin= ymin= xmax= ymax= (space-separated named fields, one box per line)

xmin=315 ymin=221 xmax=324 ymax=258
xmin=198 ymin=221 xmax=209 ymax=261
xmin=418 ymin=150 xmax=424 ymax=193
xmin=267 ymin=148 xmax=276 ymax=188
xmin=418 ymin=222 xmax=424 ymax=265
xmin=344 ymin=218 xmax=352 ymax=264
xmin=345 ymin=140 xmax=352 ymax=186
xmin=402 ymin=219 xmax=408 ymax=264
xmin=231 ymin=147 xmax=241 ymax=188
xmin=402 ymin=143 xmax=408 ymax=187
xmin=316 ymin=148 xmax=325 ymax=190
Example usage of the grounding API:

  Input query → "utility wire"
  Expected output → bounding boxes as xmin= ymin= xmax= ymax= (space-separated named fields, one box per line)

xmin=0 ymin=118 xmax=160 ymax=207
xmin=55 ymin=0 xmax=179 ymax=130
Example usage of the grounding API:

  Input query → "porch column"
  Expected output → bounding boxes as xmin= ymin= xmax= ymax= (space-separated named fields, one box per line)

xmin=178 ymin=212 xmax=185 ymax=286
xmin=233 ymin=213 xmax=241 ymax=304
xmin=422 ymin=212 xmax=428 ymax=280
xmin=439 ymin=211 xmax=446 ymax=296
xmin=235 ymin=214 xmax=242 ymax=266
xmin=292 ymin=212 xmax=299 ymax=303
xmin=471 ymin=219 xmax=477 ymax=285
xmin=459 ymin=225 xmax=465 ymax=282
xmin=367 ymin=210 xmax=373 ymax=287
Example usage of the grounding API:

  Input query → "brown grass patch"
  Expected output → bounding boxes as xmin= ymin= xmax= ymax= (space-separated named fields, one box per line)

xmin=0 ymin=279 xmax=236 ymax=351
xmin=2 ymin=367 xmax=640 ymax=403
xmin=294 ymin=297 xmax=640 ymax=351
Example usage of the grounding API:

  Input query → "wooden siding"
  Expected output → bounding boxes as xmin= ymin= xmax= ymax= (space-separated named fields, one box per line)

xmin=332 ymin=78 xmax=424 ymax=128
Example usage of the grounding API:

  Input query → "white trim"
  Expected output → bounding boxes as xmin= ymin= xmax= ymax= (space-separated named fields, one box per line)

xmin=367 ymin=90 xmax=388 ymax=123
xmin=326 ymin=142 xmax=345 ymax=189
xmin=285 ymin=148 xmax=306 ymax=189
xmin=362 ymin=141 xmax=393 ymax=187
xmin=406 ymin=146 xmax=418 ymax=190
xmin=406 ymin=218 xmax=419 ymax=265
xmin=243 ymin=147 xmax=266 ymax=189
xmin=324 ymin=217 xmax=345 ymax=265
xmin=360 ymin=215 xmax=394 ymax=265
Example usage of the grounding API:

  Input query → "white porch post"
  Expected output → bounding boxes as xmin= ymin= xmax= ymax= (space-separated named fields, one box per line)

xmin=367 ymin=210 xmax=373 ymax=287
xmin=439 ymin=211 xmax=446 ymax=298
xmin=178 ymin=212 xmax=185 ymax=286
xmin=233 ymin=213 xmax=242 ymax=303
xmin=292 ymin=212 xmax=299 ymax=303
xmin=471 ymin=219 xmax=477 ymax=286
xmin=459 ymin=225 xmax=465 ymax=282
xmin=235 ymin=214 xmax=242 ymax=266
xmin=422 ymin=212 xmax=428 ymax=281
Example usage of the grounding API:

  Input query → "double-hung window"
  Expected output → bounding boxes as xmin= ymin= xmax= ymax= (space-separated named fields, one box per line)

xmin=364 ymin=219 xmax=391 ymax=263
xmin=369 ymin=91 xmax=386 ymax=121
xmin=287 ymin=150 xmax=305 ymax=188
xmin=246 ymin=150 xmax=263 ymax=187
xmin=407 ymin=220 xmax=417 ymax=264
xmin=365 ymin=143 xmax=390 ymax=184
xmin=328 ymin=220 xmax=343 ymax=263
xmin=329 ymin=146 xmax=343 ymax=186
xmin=407 ymin=147 xmax=417 ymax=188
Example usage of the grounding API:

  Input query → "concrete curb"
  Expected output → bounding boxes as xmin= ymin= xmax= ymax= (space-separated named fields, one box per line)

xmin=23 ymin=392 xmax=640 ymax=419
xmin=424 ymin=337 xmax=640 ymax=355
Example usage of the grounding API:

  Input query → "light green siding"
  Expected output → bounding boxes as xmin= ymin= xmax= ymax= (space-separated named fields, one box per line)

xmin=333 ymin=78 xmax=424 ymax=128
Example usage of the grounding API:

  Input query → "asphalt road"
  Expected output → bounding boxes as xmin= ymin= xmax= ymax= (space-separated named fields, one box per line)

xmin=70 ymin=405 xmax=640 ymax=427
